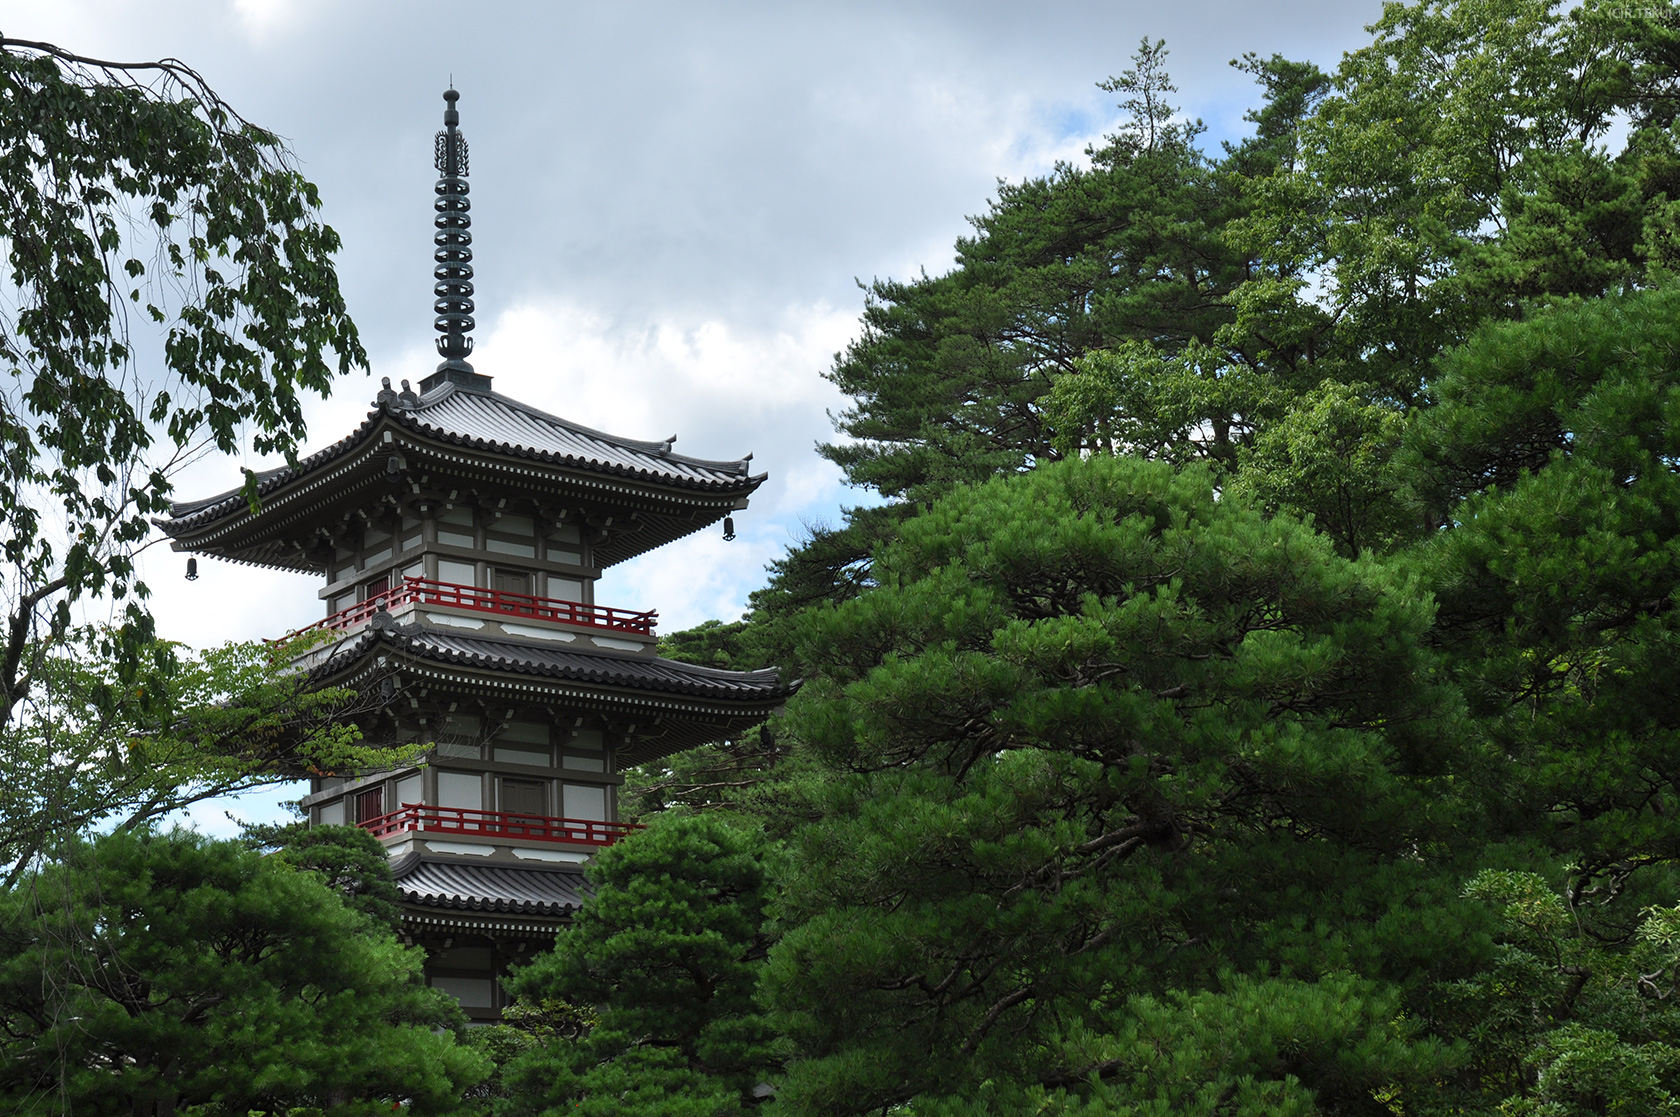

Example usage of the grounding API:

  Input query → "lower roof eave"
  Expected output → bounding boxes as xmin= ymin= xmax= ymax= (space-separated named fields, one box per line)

xmin=398 ymin=907 xmax=569 ymax=937
xmin=309 ymin=628 xmax=791 ymax=720
xmin=341 ymin=656 xmax=783 ymax=722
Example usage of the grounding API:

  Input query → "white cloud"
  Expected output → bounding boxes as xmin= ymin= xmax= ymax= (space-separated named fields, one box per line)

xmin=461 ymin=298 xmax=861 ymax=630
xmin=775 ymin=458 xmax=849 ymax=517
xmin=471 ymin=298 xmax=855 ymax=436
xmin=230 ymin=0 xmax=286 ymax=36
xmin=612 ymin=529 xmax=781 ymax=633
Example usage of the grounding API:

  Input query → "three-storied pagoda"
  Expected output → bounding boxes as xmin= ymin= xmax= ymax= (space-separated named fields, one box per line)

xmin=158 ymin=89 xmax=789 ymax=1021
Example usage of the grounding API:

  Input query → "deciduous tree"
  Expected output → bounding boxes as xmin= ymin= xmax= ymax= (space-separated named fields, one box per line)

xmin=0 ymin=631 xmax=409 ymax=887
xmin=0 ymin=37 xmax=382 ymax=876
xmin=0 ymin=38 xmax=363 ymax=704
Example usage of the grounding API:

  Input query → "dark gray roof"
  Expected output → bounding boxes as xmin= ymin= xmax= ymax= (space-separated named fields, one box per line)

xmin=393 ymin=856 xmax=588 ymax=917
xmin=314 ymin=623 xmax=790 ymax=702
xmin=409 ymin=385 xmax=756 ymax=487
xmin=162 ymin=380 xmax=762 ymax=532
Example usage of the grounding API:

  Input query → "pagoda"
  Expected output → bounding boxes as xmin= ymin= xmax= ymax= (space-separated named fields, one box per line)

xmin=159 ymin=89 xmax=789 ymax=1021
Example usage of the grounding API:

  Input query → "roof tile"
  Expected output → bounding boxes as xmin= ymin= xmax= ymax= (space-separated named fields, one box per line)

xmin=394 ymin=857 xmax=589 ymax=916
xmin=163 ymin=381 xmax=761 ymax=532
xmin=311 ymin=626 xmax=791 ymax=701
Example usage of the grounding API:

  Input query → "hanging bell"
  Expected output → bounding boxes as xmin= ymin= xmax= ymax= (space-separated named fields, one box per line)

xmin=185 ymin=556 xmax=199 ymax=581
xmin=722 ymin=516 xmax=736 ymax=542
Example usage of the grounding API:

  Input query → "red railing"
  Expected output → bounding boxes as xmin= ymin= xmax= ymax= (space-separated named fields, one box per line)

xmin=360 ymin=803 xmax=641 ymax=847
xmin=282 ymin=577 xmax=657 ymax=642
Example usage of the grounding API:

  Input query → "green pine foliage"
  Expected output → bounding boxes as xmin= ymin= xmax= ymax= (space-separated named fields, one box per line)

xmin=608 ymin=282 xmax=1680 ymax=1113
xmin=0 ymin=829 xmax=487 ymax=1114
xmin=688 ymin=0 xmax=1680 ymax=625
xmin=607 ymin=7 xmax=1680 ymax=1113
xmin=11 ymin=6 xmax=1680 ymax=1114
xmin=497 ymin=815 xmax=779 ymax=1116
xmin=757 ymin=455 xmax=1466 ymax=1113
xmin=822 ymin=41 xmax=1253 ymax=506
xmin=272 ymin=823 xmax=409 ymax=931
xmin=1400 ymin=286 xmax=1680 ymax=892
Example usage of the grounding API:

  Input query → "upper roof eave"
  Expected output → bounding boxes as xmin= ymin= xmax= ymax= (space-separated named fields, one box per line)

xmin=157 ymin=382 xmax=764 ymax=537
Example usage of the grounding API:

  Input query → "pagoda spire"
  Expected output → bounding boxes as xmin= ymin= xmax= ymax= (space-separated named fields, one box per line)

xmin=432 ymin=87 xmax=476 ymax=376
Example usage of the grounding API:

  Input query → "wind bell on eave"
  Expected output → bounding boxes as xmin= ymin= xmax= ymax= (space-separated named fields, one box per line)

xmin=434 ymin=87 xmax=475 ymax=375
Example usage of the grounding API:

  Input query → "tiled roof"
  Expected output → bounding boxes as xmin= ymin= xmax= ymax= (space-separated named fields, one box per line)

xmin=392 ymin=856 xmax=588 ymax=917
xmin=162 ymin=380 xmax=762 ymax=532
xmin=407 ymin=386 xmax=755 ymax=488
xmin=312 ymin=623 xmax=790 ymax=702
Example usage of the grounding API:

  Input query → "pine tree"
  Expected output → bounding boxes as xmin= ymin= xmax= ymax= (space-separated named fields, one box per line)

xmin=499 ymin=815 xmax=779 ymax=1116
xmin=0 ymin=829 xmax=486 ymax=1114
xmin=759 ymin=455 xmax=1467 ymax=1113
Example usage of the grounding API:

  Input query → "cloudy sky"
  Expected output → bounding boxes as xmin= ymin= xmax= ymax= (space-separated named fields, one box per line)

xmin=8 ymin=0 xmax=1386 ymax=828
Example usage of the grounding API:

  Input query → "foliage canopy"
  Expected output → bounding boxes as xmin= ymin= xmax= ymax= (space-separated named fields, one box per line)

xmin=617 ymin=3 xmax=1680 ymax=1114
xmin=0 ymin=829 xmax=486 ymax=1115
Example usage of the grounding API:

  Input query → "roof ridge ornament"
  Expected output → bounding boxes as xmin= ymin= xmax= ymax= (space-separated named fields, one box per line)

xmin=422 ymin=86 xmax=493 ymax=395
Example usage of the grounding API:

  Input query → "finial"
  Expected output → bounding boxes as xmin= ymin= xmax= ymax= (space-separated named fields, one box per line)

xmin=432 ymin=85 xmax=475 ymax=375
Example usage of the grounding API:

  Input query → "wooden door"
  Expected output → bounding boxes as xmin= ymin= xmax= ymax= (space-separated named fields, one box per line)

xmin=493 ymin=569 xmax=534 ymax=613
xmin=502 ymin=778 xmax=546 ymax=818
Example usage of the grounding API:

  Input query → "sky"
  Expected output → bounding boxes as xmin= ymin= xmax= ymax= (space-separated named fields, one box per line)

xmin=5 ymin=0 xmax=1388 ymax=831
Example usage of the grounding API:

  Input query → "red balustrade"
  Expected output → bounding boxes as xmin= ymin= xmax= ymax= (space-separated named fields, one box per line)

xmin=280 ymin=577 xmax=657 ymax=643
xmin=360 ymin=803 xmax=641 ymax=847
